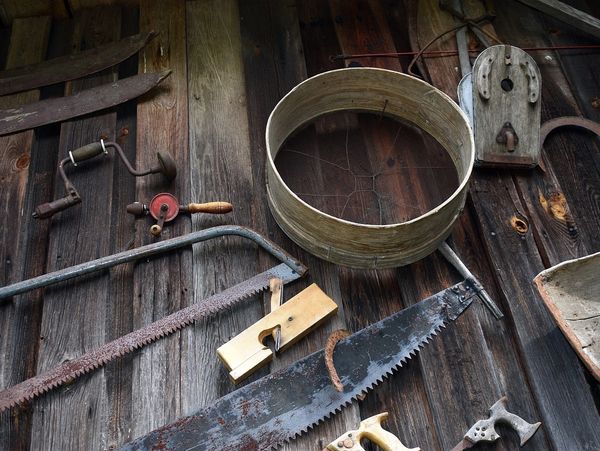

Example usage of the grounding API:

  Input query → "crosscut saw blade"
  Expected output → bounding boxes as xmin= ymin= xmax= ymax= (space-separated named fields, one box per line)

xmin=119 ymin=280 xmax=479 ymax=451
xmin=0 ymin=31 xmax=157 ymax=96
xmin=0 ymin=70 xmax=170 ymax=136
xmin=0 ymin=263 xmax=300 ymax=412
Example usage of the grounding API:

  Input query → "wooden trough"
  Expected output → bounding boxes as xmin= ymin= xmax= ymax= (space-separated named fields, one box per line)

xmin=266 ymin=68 xmax=474 ymax=268
xmin=534 ymin=252 xmax=600 ymax=382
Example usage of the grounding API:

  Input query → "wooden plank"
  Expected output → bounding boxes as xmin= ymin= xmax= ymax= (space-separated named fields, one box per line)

xmin=104 ymin=5 xmax=139 ymax=448
xmin=331 ymin=2 xmax=548 ymax=450
xmin=238 ymin=2 xmax=362 ymax=448
xmin=29 ymin=7 xmax=121 ymax=451
xmin=182 ymin=0 xmax=261 ymax=421
xmin=491 ymin=0 xmax=600 ymax=259
xmin=0 ymin=16 xmax=50 ymax=451
xmin=128 ymin=0 xmax=190 ymax=441
xmin=517 ymin=0 xmax=600 ymax=39
xmin=416 ymin=1 xmax=600 ymax=449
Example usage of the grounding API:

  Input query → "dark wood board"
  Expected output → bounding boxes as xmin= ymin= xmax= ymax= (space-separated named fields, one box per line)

xmin=29 ymin=7 xmax=121 ymax=450
xmin=0 ymin=1 xmax=599 ymax=450
xmin=128 ymin=0 xmax=191 ymax=441
xmin=414 ymin=0 xmax=600 ymax=449
xmin=0 ymin=16 xmax=51 ymax=451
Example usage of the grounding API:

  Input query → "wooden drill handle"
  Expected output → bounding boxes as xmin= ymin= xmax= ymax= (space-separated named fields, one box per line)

xmin=186 ymin=202 xmax=233 ymax=214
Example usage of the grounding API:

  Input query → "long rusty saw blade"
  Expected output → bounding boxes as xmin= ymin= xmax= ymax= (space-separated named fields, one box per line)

xmin=118 ymin=281 xmax=480 ymax=451
xmin=0 ymin=263 xmax=302 ymax=412
xmin=0 ymin=31 xmax=157 ymax=96
xmin=0 ymin=70 xmax=170 ymax=136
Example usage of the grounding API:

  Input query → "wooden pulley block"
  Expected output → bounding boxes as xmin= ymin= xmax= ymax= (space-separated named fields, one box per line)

xmin=473 ymin=45 xmax=541 ymax=167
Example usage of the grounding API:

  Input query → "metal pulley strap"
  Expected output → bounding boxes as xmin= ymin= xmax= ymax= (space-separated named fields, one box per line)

xmin=0 ymin=226 xmax=306 ymax=301
xmin=540 ymin=116 xmax=600 ymax=149
xmin=266 ymin=67 xmax=474 ymax=268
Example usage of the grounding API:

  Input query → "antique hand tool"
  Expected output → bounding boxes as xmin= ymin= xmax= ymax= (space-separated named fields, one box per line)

xmin=451 ymin=396 xmax=541 ymax=450
xmin=0 ymin=70 xmax=170 ymax=136
xmin=127 ymin=193 xmax=233 ymax=236
xmin=217 ymin=283 xmax=338 ymax=383
xmin=325 ymin=412 xmax=420 ymax=451
xmin=0 ymin=226 xmax=307 ymax=411
xmin=269 ymin=277 xmax=284 ymax=350
xmin=0 ymin=31 xmax=156 ymax=96
xmin=117 ymin=279 xmax=489 ymax=451
xmin=33 ymin=140 xmax=177 ymax=219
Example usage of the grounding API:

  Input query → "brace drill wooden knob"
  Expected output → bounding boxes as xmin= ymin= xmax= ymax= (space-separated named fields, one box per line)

xmin=126 ymin=192 xmax=233 ymax=236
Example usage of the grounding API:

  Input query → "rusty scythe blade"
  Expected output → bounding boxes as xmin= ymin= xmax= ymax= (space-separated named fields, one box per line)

xmin=118 ymin=281 xmax=479 ymax=451
xmin=0 ymin=31 xmax=157 ymax=96
xmin=0 ymin=263 xmax=301 ymax=412
xmin=0 ymin=70 xmax=171 ymax=136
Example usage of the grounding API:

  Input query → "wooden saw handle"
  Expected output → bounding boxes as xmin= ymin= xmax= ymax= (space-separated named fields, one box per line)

xmin=325 ymin=413 xmax=420 ymax=451
xmin=186 ymin=201 xmax=233 ymax=214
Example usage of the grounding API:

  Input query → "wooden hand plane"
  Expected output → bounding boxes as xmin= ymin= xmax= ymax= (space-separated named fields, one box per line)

xmin=217 ymin=283 xmax=338 ymax=383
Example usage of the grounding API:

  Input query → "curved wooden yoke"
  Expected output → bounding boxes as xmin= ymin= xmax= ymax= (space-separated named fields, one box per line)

xmin=266 ymin=68 xmax=474 ymax=268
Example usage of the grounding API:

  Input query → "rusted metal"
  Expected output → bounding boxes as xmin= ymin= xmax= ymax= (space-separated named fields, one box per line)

xmin=0 ymin=225 xmax=307 ymax=301
xmin=33 ymin=140 xmax=177 ymax=219
xmin=0 ymin=262 xmax=302 ymax=412
xmin=0 ymin=31 xmax=157 ymax=96
xmin=451 ymin=396 xmax=541 ymax=450
xmin=324 ymin=329 xmax=350 ymax=392
xmin=117 ymin=280 xmax=479 ymax=451
xmin=0 ymin=70 xmax=171 ymax=136
xmin=540 ymin=116 xmax=600 ymax=150
xmin=127 ymin=193 xmax=233 ymax=236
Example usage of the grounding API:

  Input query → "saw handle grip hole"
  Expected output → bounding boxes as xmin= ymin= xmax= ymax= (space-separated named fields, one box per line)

xmin=500 ymin=78 xmax=514 ymax=92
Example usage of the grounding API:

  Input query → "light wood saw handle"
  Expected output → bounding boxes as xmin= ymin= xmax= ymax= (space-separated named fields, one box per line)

xmin=186 ymin=202 xmax=233 ymax=214
xmin=325 ymin=413 xmax=420 ymax=451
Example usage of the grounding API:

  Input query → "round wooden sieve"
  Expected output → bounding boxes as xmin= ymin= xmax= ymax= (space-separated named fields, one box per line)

xmin=266 ymin=68 xmax=474 ymax=268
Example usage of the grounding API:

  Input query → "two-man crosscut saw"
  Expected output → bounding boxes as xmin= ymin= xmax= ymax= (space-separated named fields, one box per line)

xmin=118 ymin=280 xmax=484 ymax=451
xmin=0 ymin=226 xmax=307 ymax=411
xmin=0 ymin=31 xmax=157 ymax=96
xmin=0 ymin=70 xmax=170 ymax=136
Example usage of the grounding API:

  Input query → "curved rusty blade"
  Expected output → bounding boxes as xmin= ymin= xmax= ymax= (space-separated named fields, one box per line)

xmin=0 ymin=70 xmax=171 ymax=136
xmin=0 ymin=31 xmax=157 ymax=96
xmin=118 ymin=281 xmax=478 ymax=451
xmin=0 ymin=263 xmax=300 ymax=412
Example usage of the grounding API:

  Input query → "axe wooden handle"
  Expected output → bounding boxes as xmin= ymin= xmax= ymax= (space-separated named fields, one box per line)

xmin=186 ymin=202 xmax=233 ymax=214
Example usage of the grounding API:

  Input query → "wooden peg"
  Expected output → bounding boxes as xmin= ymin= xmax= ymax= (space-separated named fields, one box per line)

xmin=185 ymin=201 xmax=233 ymax=214
xmin=217 ymin=283 xmax=338 ymax=383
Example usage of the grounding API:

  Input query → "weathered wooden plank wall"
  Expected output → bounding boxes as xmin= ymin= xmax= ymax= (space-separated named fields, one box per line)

xmin=0 ymin=16 xmax=50 ymax=451
xmin=129 ymin=0 xmax=190 ymax=442
xmin=30 ymin=7 xmax=121 ymax=450
xmin=416 ymin=0 xmax=600 ymax=449
xmin=238 ymin=1 xmax=360 ymax=448
xmin=0 ymin=0 xmax=599 ymax=450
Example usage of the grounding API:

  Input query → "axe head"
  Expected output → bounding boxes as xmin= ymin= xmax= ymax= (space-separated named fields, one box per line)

xmin=465 ymin=396 xmax=541 ymax=446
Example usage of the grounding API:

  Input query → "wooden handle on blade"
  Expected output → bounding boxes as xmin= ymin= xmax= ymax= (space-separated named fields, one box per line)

xmin=187 ymin=202 xmax=233 ymax=214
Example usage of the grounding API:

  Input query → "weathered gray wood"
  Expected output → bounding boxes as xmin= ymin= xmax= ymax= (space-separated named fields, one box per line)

xmin=104 ymin=6 xmax=139 ymax=448
xmin=534 ymin=251 xmax=600 ymax=381
xmin=29 ymin=7 xmax=121 ymax=451
xmin=517 ymin=0 xmax=600 ymax=39
xmin=128 ymin=0 xmax=191 ymax=442
xmin=182 ymin=0 xmax=261 ymax=420
xmin=472 ymin=45 xmax=542 ymax=167
xmin=0 ymin=16 xmax=51 ymax=451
